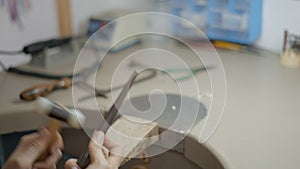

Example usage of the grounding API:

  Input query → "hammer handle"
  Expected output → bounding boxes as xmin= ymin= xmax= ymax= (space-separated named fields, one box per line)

xmin=20 ymin=78 xmax=71 ymax=101
xmin=36 ymin=118 xmax=61 ymax=161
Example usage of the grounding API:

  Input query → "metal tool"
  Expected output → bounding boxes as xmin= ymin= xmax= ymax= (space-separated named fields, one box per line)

xmin=129 ymin=59 xmax=213 ymax=82
xmin=163 ymin=66 xmax=214 ymax=81
xmin=78 ymin=69 xmax=157 ymax=101
xmin=34 ymin=97 xmax=86 ymax=161
xmin=19 ymin=62 xmax=156 ymax=101
xmin=0 ymin=37 xmax=72 ymax=55
xmin=35 ymin=97 xmax=86 ymax=129
xmin=19 ymin=66 xmax=97 ymax=101
xmin=77 ymin=71 xmax=138 ymax=169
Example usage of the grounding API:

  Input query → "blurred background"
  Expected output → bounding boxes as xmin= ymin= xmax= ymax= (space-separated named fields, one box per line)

xmin=1 ymin=1 xmax=300 ymax=169
xmin=1 ymin=0 xmax=300 ymax=68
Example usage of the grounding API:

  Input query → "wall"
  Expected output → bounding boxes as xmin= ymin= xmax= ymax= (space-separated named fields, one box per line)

xmin=255 ymin=0 xmax=300 ymax=53
xmin=0 ymin=0 xmax=58 ymax=69
xmin=0 ymin=0 xmax=58 ymax=50
xmin=70 ymin=0 xmax=151 ymax=35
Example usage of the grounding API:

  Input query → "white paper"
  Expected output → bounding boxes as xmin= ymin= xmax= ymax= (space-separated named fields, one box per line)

xmin=0 ymin=54 xmax=31 ymax=71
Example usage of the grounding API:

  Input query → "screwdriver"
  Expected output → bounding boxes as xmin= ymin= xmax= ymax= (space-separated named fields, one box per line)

xmin=19 ymin=78 xmax=72 ymax=101
xmin=19 ymin=65 xmax=97 ymax=101
xmin=19 ymin=77 xmax=109 ymax=101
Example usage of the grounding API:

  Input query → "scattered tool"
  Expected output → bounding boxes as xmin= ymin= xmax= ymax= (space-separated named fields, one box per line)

xmin=78 ymin=69 xmax=157 ymax=102
xmin=20 ymin=78 xmax=72 ymax=101
xmin=0 ymin=37 xmax=72 ymax=55
xmin=19 ymin=68 xmax=156 ymax=101
xmin=35 ymin=97 xmax=86 ymax=161
xmin=129 ymin=59 xmax=213 ymax=82
xmin=19 ymin=65 xmax=97 ymax=101
xmin=163 ymin=66 xmax=214 ymax=81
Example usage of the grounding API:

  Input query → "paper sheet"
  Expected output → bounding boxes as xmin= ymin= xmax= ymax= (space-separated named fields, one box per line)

xmin=0 ymin=53 xmax=31 ymax=71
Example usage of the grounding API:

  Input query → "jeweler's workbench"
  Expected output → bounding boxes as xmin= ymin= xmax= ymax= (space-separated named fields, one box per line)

xmin=0 ymin=43 xmax=300 ymax=169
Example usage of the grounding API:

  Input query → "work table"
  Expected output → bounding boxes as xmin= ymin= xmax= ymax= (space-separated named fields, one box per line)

xmin=204 ymin=49 xmax=300 ymax=169
xmin=0 ymin=43 xmax=300 ymax=169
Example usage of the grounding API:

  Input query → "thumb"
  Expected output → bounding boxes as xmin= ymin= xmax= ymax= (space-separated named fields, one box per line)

xmin=89 ymin=131 xmax=106 ymax=163
xmin=65 ymin=158 xmax=80 ymax=169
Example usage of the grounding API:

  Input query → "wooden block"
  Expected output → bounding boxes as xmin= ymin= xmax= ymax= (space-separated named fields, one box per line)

xmin=106 ymin=116 xmax=159 ymax=165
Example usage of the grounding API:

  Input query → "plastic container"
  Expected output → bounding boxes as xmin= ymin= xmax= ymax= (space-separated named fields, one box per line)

xmin=207 ymin=0 xmax=262 ymax=44
xmin=170 ymin=0 xmax=262 ymax=44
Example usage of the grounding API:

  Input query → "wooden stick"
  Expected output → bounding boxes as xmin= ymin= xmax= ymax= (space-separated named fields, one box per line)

xmin=56 ymin=0 xmax=73 ymax=37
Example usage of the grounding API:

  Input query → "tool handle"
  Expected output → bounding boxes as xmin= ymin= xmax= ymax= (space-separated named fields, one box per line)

xmin=23 ymin=37 xmax=72 ymax=54
xmin=20 ymin=78 xmax=71 ymax=101
xmin=36 ymin=119 xmax=61 ymax=161
xmin=77 ymin=151 xmax=91 ymax=169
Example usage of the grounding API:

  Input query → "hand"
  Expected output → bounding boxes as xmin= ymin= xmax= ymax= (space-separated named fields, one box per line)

xmin=2 ymin=128 xmax=63 ymax=169
xmin=65 ymin=131 xmax=123 ymax=169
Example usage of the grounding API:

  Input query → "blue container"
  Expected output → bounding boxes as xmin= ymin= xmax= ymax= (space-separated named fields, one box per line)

xmin=171 ymin=0 xmax=263 ymax=44
xmin=207 ymin=0 xmax=262 ymax=44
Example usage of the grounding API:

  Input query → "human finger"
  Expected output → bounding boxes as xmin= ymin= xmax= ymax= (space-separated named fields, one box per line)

xmin=64 ymin=158 xmax=80 ymax=169
xmin=50 ymin=132 xmax=64 ymax=153
xmin=88 ymin=131 xmax=106 ymax=164
xmin=33 ymin=149 xmax=62 ymax=169
xmin=18 ymin=128 xmax=51 ymax=163
xmin=104 ymin=136 xmax=123 ymax=166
